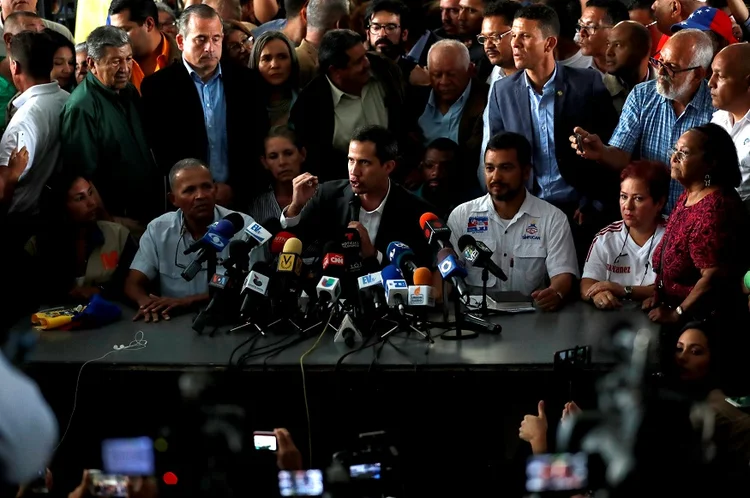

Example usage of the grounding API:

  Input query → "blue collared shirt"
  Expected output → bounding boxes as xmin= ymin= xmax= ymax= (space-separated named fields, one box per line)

xmin=609 ymin=79 xmax=715 ymax=213
xmin=524 ymin=66 xmax=577 ymax=204
xmin=183 ymin=57 xmax=229 ymax=183
xmin=418 ymin=80 xmax=473 ymax=145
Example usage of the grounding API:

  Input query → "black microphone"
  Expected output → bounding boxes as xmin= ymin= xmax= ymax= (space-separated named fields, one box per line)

xmin=457 ymin=235 xmax=508 ymax=281
xmin=349 ymin=194 xmax=360 ymax=222
xmin=182 ymin=212 xmax=245 ymax=282
xmin=386 ymin=241 xmax=419 ymax=284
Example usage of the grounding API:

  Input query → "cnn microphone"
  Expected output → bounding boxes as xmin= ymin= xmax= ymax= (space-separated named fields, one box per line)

xmin=181 ymin=212 xmax=245 ymax=281
xmin=458 ymin=234 xmax=508 ymax=281
xmin=239 ymin=262 xmax=272 ymax=319
xmin=419 ymin=212 xmax=453 ymax=250
xmin=437 ymin=248 xmax=469 ymax=298
xmin=321 ymin=241 xmax=346 ymax=276
xmin=357 ymin=271 xmax=385 ymax=310
xmin=386 ymin=241 xmax=419 ymax=284
xmin=408 ymin=267 xmax=435 ymax=307
xmin=381 ymin=264 xmax=408 ymax=315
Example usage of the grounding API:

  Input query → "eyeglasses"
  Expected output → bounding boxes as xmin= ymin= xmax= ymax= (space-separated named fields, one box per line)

xmin=227 ymin=37 xmax=252 ymax=52
xmin=575 ymin=21 xmax=612 ymax=35
xmin=477 ymin=29 xmax=512 ymax=44
xmin=668 ymin=147 xmax=696 ymax=163
xmin=369 ymin=23 xmax=400 ymax=34
xmin=649 ymin=57 xmax=700 ymax=79
xmin=174 ymin=228 xmax=207 ymax=272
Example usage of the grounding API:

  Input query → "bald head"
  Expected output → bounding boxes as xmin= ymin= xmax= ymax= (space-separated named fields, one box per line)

xmin=3 ymin=11 xmax=43 ymax=48
xmin=427 ymin=39 xmax=472 ymax=105
xmin=605 ymin=20 xmax=651 ymax=75
xmin=708 ymin=43 xmax=750 ymax=115
xmin=427 ymin=38 xmax=470 ymax=71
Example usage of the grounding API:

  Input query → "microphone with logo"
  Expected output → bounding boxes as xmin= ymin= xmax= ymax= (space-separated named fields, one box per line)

xmin=419 ymin=212 xmax=453 ymax=250
xmin=182 ymin=212 xmax=244 ymax=282
xmin=341 ymin=228 xmax=364 ymax=297
xmin=386 ymin=241 xmax=419 ymax=284
xmin=238 ymin=262 xmax=273 ymax=327
xmin=274 ymin=237 xmax=304 ymax=313
xmin=357 ymin=270 xmax=386 ymax=316
xmin=241 ymin=217 xmax=282 ymax=252
xmin=436 ymin=248 xmax=469 ymax=298
xmin=457 ymin=235 xmax=508 ymax=281
xmin=381 ymin=264 xmax=408 ymax=316
xmin=305 ymin=241 xmax=346 ymax=321
xmin=408 ymin=267 xmax=435 ymax=307
xmin=270 ymin=231 xmax=296 ymax=265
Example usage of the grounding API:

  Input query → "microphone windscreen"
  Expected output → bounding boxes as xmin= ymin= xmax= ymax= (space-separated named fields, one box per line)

xmin=457 ymin=234 xmax=475 ymax=252
xmin=271 ymin=231 xmax=295 ymax=254
xmin=260 ymin=217 xmax=282 ymax=236
xmin=282 ymin=237 xmax=303 ymax=255
xmin=342 ymin=228 xmax=361 ymax=250
xmin=437 ymin=247 xmax=456 ymax=262
xmin=380 ymin=264 xmax=402 ymax=282
xmin=419 ymin=212 xmax=439 ymax=229
xmin=413 ymin=267 xmax=432 ymax=286
xmin=223 ymin=212 xmax=245 ymax=233
xmin=228 ymin=239 xmax=250 ymax=259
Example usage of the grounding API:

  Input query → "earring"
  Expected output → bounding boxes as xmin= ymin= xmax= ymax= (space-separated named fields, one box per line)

xmin=704 ymin=174 xmax=711 ymax=188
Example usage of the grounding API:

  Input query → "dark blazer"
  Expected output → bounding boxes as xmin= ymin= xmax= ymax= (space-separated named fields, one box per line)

xmin=409 ymin=79 xmax=488 ymax=188
xmin=140 ymin=60 xmax=269 ymax=201
xmin=289 ymin=53 xmax=406 ymax=183
xmin=292 ymin=179 xmax=435 ymax=268
xmin=487 ymin=63 xmax=619 ymax=203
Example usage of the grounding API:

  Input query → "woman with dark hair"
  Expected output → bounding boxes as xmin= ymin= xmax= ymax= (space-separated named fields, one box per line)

xmin=222 ymin=20 xmax=253 ymax=68
xmin=647 ymin=123 xmax=749 ymax=325
xmin=249 ymin=125 xmax=306 ymax=221
xmin=25 ymin=176 xmax=137 ymax=303
xmin=582 ymin=161 xmax=669 ymax=309
xmin=45 ymin=29 xmax=75 ymax=92
xmin=250 ymin=31 xmax=300 ymax=126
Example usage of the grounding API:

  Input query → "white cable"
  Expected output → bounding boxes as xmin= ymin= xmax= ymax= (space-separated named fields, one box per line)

xmin=53 ymin=331 xmax=148 ymax=452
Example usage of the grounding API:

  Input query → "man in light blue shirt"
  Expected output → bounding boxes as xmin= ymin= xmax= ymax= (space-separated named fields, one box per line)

xmin=125 ymin=159 xmax=256 ymax=322
xmin=417 ymin=39 xmax=474 ymax=145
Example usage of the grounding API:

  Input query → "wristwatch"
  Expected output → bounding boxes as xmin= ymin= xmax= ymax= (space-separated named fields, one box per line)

xmin=624 ymin=285 xmax=633 ymax=299
xmin=675 ymin=306 xmax=684 ymax=316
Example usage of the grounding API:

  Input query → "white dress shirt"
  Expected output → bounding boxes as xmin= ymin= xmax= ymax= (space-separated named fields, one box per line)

xmin=560 ymin=50 xmax=593 ymax=69
xmin=281 ymin=180 xmax=392 ymax=263
xmin=327 ymin=76 xmax=388 ymax=152
xmin=0 ymin=82 xmax=69 ymax=215
xmin=478 ymin=66 xmax=510 ymax=191
xmin=447 ymin=191 xmax=579 ymax=295
xmin=712 ymin=109 xmax=750 ymax=201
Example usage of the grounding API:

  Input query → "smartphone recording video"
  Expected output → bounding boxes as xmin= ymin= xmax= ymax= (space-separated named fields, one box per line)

xmin=526 ymin=452 xmax=589 ymax=493
xmin=278 ymin=469 xmax=324 ymax=496
xmin=349 ymin=463 xmax=381 ymax=480
xmin=88 ymin=470 xmax=128 ymax=498
xmin=102 ymin=437 xmax=155 ymax=476
xmin=253 ymin=431 xmax=278 ymax=451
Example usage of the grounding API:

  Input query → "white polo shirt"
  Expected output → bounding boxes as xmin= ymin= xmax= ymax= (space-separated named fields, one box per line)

xmin=711 ymin=109 xmax=750 ymax=201
xmin=447 ymin=191 xmax=579 ymax=295
xmin=582 ymin=220 xmax=665 ymax=286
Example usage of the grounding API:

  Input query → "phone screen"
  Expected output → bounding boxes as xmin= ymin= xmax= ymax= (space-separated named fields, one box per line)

xmin=17 ymin=131 xmax=26 ymax=151
xmin=349 ymin=463 xmax=381 ymax=480
xmin=526 ymin=453 xmax=588 ymax=492
xmin=726 ymin=395 xmax=750 ymax=408
xmin=101 ymin=437 xmax=155 ymax=476
xmin=278 ymin=470 xmax=324 ymax=496
xmin=253 ymin=432 xmax=277 ymax=451
xmin=88 ymin=471 xmax=128 ymax=498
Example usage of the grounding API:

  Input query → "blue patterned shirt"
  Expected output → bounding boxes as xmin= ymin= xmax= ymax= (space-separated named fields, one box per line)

xmin=609 ymin=79 xmax=715 ymax=213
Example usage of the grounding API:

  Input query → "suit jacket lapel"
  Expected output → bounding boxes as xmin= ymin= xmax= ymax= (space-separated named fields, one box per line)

xmin=339 ymin=182 xmax=355 ymax=227
xmin=553 ymin=63 xmax=566 ymax=126
xmin=514 ymin=75 xmax=532 ymax=135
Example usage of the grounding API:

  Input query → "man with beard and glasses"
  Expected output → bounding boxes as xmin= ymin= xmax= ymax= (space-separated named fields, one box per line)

xmin=570 ymin=28 xmax=715 ymax=214
xmin=447 ymin=132 xmax=578 ymax=310
xmin=365 ymin=0 xmax=408 ymax=62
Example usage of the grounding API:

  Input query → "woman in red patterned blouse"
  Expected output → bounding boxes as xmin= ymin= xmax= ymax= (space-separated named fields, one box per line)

xmin=647 ymin=124 xmax=749 ymax=324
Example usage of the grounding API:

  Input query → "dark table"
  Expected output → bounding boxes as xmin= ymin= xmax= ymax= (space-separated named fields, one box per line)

xmin=24 ymin=301 xmax=656 ymax=369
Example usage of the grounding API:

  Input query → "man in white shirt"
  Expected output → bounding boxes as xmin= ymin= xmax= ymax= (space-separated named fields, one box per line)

xmin=448 ymin=131 xmax=578 ymax=310
xmin=280 ymin=125 xmax=433 ymax=268
xmin=708 ymin=43 xmax=750 ymax=208
xmin=0 ymin=31 xmax=68 ymax=219
xmin=478 ymin=0 xmax=520 ymax=190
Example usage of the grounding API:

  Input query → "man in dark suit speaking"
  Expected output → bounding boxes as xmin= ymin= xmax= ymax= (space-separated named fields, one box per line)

xmin=486 ymin=3 xmax=618 ymax=219
xmin=280 ymin=125 xmax=434 ymax=267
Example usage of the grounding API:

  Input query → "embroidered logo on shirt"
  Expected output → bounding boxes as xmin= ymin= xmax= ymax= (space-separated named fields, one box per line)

xmin=522 ymin=219 xmax=541 ymax=240
xmin=467 ymin=216 xmax=488 ymax=233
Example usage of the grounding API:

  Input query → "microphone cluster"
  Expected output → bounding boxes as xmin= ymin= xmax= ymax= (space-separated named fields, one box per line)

xmin=186 ymin=210 xmax=500 ymax=339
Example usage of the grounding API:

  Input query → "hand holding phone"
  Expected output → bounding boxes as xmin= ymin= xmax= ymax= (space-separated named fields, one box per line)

xmin=253 ymin=431 xmax=278 ymax=451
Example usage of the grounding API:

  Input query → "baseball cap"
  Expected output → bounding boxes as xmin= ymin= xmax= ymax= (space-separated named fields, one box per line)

xmin=671 ymin=6 xmax=738 ymax=44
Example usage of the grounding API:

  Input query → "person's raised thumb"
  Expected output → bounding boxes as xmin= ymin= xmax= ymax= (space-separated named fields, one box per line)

xmin=538 ymin=400 xmax=546 ymax=418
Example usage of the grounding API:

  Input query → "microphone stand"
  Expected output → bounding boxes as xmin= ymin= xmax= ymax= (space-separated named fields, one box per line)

xmin=378 ymin=307 xmax=434 ymax=343
xmin=440 ymin=285 xmax=501 ymax=341
xmin=480 ymin=267 xmax=489 ymax=316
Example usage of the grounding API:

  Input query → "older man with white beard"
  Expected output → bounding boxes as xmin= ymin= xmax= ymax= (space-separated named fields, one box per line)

xmin=569 ymin=28 xmax=714 ymax=213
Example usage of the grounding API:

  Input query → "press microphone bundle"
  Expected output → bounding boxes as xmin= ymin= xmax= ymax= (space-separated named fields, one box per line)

xmin=387 ymin=241 xmax=419 ymax=285
xmin=457 ymin=234 xmax=508 ymax=315
xmin=376 ymin=265 xmax=433 ymax=343
xmin=182 ymin=213 xmax=245 ymax=282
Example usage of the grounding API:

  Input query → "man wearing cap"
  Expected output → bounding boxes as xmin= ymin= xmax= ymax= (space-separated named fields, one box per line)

xmin=709 ymin=43 xmax=750 ymax=211
xmin=671 ymin=5 xmax=738 ymax=55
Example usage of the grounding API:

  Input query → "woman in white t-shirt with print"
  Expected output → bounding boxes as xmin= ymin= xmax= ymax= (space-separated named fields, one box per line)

xmin=581 ymin=161 xmax=670 ymax=309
